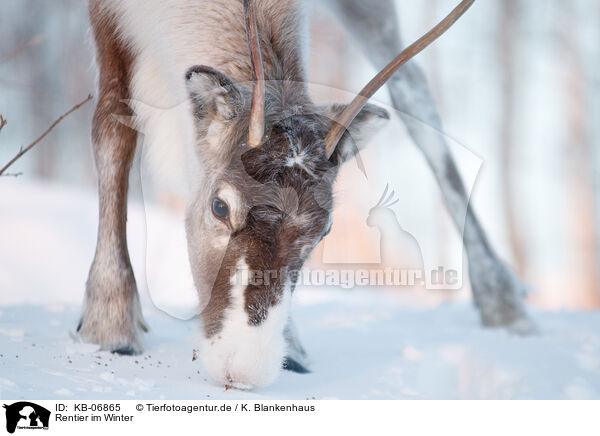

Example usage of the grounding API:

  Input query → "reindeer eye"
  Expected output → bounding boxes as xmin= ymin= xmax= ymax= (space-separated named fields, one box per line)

xmin=212 ymin=198 xmax=229 ymax=219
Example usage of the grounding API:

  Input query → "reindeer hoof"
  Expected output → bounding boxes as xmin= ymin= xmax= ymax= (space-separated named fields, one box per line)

xmin=112 ymin=346 xmax=137 ymax=356
xmin=283 ymin=357 xmax=310 ymax=374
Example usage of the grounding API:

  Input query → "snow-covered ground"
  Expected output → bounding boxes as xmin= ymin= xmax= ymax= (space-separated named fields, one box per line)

xmin=1 ymin=180 xmax=600 ymax=399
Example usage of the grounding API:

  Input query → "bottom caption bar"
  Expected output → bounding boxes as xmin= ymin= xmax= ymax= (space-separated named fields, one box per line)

xmin=1 ymin=400 xmax=598 ymax=435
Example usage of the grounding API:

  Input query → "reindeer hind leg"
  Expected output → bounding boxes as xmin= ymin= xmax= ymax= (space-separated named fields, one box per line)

xmin=325 ymin=0 xmax=535 ymax=333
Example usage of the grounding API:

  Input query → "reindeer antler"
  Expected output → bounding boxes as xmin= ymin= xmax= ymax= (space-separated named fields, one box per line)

xmin=243 ymin=0 xmax=265 ymax=148
xmin=324 ymin=0 xmax=475 ymax=158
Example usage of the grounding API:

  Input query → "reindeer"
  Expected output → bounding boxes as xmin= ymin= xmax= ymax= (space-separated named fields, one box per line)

xmin=78 ymin=0 xmax=533 ymax=389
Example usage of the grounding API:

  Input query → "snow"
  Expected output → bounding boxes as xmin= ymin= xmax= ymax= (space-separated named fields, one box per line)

xmin=1 ymin=180 xmax=600 ymax=399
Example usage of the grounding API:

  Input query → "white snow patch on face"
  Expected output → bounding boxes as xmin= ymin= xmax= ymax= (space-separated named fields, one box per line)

xmin=284 ymin=134 xmax=317 ymax=178
xmin=198 ymin=257 xmax=291 ymax=389
xmin=285 ymin=152 xmax=305 ymax=168
xmin=286 ymin=153 xmax=317 ymax=178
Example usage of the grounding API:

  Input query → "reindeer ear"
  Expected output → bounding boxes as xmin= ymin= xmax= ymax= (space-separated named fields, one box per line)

xmin=185 ymin=65 xmax=245 ymax=121
xmin=321 ymin=103 xmax=389 ymax=164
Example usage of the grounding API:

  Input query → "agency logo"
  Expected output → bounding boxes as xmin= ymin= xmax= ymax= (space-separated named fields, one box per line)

xmin=2 ymin=402 xmax=50 ymax=434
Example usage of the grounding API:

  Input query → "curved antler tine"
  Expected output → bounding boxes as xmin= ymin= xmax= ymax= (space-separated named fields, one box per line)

xmin=373 ymin=184 xmax=389 ymax=208
xmin=324 ymin=0 xmax=475 ymax=158
xmin=243 ymin=0 xmax=265 ymax=147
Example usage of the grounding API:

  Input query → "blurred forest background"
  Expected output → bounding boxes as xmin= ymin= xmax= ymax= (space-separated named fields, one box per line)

xmin=1 ymin=0 xmax=599 ymax=310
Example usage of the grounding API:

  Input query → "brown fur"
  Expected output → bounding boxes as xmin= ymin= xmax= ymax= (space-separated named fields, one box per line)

xmin=78 ymin=2 xmax=146 ymax=354
xmin=81 ymin=0 xmax=388 ymax=359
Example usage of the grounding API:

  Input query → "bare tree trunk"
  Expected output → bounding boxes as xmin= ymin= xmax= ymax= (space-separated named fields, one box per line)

xmin=546 ymin=1 xmax=600 ymax=307
xmin=573 ymin=1 xmax=600 ymax=303
xmin=18 ymin=0 xmax=58 ymax=179
xmin=565 ymin=62 xmax=600 ymax=306
xmin=423 ymin=0 xmax=453 ymax=279
xmin=500 ymin=0 xmax=527 ymax=276
xmin=588 ymin=2 xmax=600 ymax=300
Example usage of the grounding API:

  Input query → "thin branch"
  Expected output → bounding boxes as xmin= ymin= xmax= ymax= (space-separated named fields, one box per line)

xmin=0 ymin=113 xmax=6 ymax=133
xmin=0 ymin=94 xmax=93 ymax=177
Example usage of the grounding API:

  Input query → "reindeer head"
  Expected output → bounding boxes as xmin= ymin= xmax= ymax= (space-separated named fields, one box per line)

xmin=181 ymin=0 xmax=473 ymax=388
xmin=183 ymin=72 xmax=387 ymax=389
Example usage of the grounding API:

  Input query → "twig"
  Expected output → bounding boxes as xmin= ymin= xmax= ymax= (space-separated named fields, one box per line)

xmin=0 ymin=113 xmax=6 ymax=133
xmin=0 ymin=94 xmax=93 ymax=177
